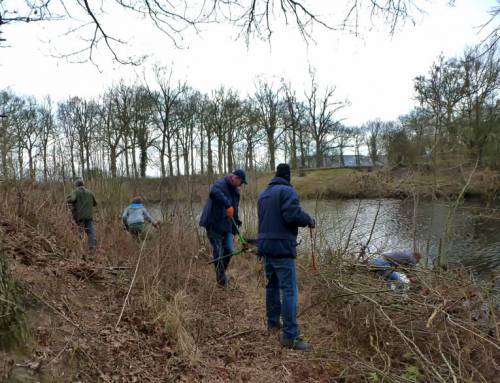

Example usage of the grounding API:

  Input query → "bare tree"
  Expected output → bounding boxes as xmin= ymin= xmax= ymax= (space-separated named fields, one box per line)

xmin=176 ymin=87 xmax=201 ymax=176
xmin=459 ymin=45 xmax=500 ymax=164
xmin=131 ymin=86 xmax=156 ymax=178
xmin=0 ymin=90 xmax=21 ymax=178
xmin=254 ymin=80 xmax=282 ymax=170
xmin=58 ymin=99 xmax=77 ymax=179
xmin=363 ymin=119 xmax=384 ymax=166
xmin=1 ymin=1 xmax=442 ymax=62
xmin=414 ymin=55 xmax=466 ymax=166
xmin=38 ymin=96 xmax=55 ymax=181
xmin=282 ymin=83 xmax=307 ymax=170
xmin=305 ymin=72 xmax=348 ymax=168
xmin=149 ymin=66 xmax=184 ymax=179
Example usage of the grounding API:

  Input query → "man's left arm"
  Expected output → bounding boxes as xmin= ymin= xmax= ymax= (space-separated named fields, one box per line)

xmin=281 ymin=189 xmax=313 ymax=227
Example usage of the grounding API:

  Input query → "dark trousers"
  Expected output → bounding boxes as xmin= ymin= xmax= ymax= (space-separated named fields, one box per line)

xmin=265 ymin=257 xmax=299 ymax=340
xmin=77 ymin=219 xmax=96 ymax=250
xmin=207 ymin=229 xmax=234 ymax=287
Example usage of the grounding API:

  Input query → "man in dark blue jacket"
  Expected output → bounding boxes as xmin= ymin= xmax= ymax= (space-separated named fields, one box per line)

xmin=258 ymin=163 xmax=315 ymax=351
xmin=200 ymin=169 xmax=247 ymax=287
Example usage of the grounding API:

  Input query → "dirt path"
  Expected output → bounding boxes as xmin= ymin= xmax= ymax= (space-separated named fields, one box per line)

xmin=2 ymin=244 xmax=337 ymax=383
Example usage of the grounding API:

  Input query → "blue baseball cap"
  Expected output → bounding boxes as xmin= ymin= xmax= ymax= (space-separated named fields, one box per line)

xmin=232 ymin=169 xmax=247 ymax=184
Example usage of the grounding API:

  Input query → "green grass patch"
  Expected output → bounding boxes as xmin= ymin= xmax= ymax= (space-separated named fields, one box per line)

xmin=0 ymin=256 xmax=29 ymax=351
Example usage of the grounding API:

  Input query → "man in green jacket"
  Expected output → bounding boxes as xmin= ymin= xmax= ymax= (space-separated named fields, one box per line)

xmin=67 ymin=179 xmax=97 ymax=250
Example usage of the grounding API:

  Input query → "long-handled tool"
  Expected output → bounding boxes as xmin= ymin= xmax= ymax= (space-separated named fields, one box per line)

xmin=231 ymin=217 xmax=247 ymax=245
xmin=309 ymin=227 xmax=316 ymax=272
xmin=208 ymin=247 xmax=249 ymax=264
xmin=207 ymin=218 xmax=256 ymax=264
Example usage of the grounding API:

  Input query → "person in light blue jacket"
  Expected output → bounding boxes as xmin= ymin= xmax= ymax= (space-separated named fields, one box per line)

xmin=122 ymin=196 xmax=159 ymax=237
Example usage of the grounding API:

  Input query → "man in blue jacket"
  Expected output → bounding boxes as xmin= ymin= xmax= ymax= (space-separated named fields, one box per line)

xmin=258 ymin=163 xmax=315 ymax=351
xmin=199 ymin=169 xmax=247 ymax=287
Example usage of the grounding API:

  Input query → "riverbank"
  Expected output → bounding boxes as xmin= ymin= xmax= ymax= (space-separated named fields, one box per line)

xmin=5 ymin=166 xmax=495 ymax=206
xmin=0 ymin=185 xmax=498 ymax=382
xmin=70 ymin=166 xmax=499 ymax=204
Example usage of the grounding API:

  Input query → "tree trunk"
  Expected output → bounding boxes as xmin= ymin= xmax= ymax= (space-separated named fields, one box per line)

xmin=110 ymin=146 xmax=117 ymax=178
xmin=43 ymin=145 xmax=48 ymax=182
xmin=27 ymin=146 xmax=35 ymax=180
xmin=139 ymin=143 xmax=147 ymax=178
xmin=290 ymin=129 xmax=298 ymax=170
xmin=70 ymin=145 xmax=76 ymax=180
xmin=227 ymin=139 xmax=234 ymax=172
xmin=339 ymin=145 xmax=345 ymax=167
xmin=190 ymin=133 xmax=195 ymax=176
xmin=160 ymin=132 xmax=166 ymax=179
xmin=132 ymin=143 xmax=138 ymax=178
xmin=299 ymin=130 xmax=306 ymax=168
xmin=17 ymin=146 xmax=23 ymax=179
xmin=268 ymin=132 xmax=275 ymax=171
xmin=207 ymin=131 xmax=213 ymax=175
xmin=200 ymin=126 xmax=205 ymax=175
xmin=315 ymin=139 xmax=322 ymax=168
xmin=175 ymin=140 xmax=181 ymax=176
xmin=247 ymin=141 xmax=254 ymax=171
xmin=167 ymin=138 xmax=174 ymax=177
xmin=124 ymin=137 xmax=130 ymax=178
xmin=217 ymin=135 xmax=223 ymax=174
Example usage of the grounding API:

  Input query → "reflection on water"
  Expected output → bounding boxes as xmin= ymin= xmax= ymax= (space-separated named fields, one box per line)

xmin=298 ymin=199 xmax=500 ymax=277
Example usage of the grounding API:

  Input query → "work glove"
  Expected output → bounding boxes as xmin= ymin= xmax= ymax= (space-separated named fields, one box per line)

xmin=308 ymin=218 xmax=316 ymax=229
xmin=236 ymin=219 xmax=242 ymax=227
xmin=226 ymin=206 xmax=234 ymax=218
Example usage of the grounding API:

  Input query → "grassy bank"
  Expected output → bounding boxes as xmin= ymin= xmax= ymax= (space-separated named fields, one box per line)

xmin=0 ymin=182 xmax=498 ymax=382
xmin=62 ymin=166 xmax=500 ymax=205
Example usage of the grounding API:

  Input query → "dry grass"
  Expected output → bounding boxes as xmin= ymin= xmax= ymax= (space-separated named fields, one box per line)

xmin=0 ymin=180 xmax=498 ymax=382
xmin=299 ymin=255 xmax=500 ymax=382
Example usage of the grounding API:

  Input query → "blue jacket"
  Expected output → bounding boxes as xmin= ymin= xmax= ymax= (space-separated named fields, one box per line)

xmin=199 ymin=176 xmax=240 ymax=234
xmin=258 ymin=177 xmax=313 ymax=258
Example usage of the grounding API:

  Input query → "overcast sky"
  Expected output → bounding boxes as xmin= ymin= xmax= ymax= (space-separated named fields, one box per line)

xmin=0 ymin=0 xmax=497 ymax=126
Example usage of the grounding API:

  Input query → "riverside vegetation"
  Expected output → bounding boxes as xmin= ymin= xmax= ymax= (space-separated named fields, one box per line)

xmin=0 ymin=171 xmax=499 ymax=382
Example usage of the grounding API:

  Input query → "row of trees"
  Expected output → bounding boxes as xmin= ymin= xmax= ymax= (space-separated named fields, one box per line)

xmin=0 ymin=68 xmax=355 ymax=180
xmin=382 ymin=44 xmax=499 ymax=168
xmin=0 ymin=44 xmax=498 ymax=181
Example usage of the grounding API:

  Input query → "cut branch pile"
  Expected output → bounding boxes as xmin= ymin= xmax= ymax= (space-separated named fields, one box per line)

xmin=302 ymin=259 xmax=500 ymax=382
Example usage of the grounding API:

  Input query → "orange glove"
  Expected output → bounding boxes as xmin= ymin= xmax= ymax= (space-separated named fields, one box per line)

xmin=226 ymin=206 xmax=234 ymax=218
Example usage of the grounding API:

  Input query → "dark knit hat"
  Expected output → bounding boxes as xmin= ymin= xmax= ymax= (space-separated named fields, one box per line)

xmin=275 ymin=163 xmax=291 ymax=182
xmin=74 ymin=178 xmax=84 ymax=187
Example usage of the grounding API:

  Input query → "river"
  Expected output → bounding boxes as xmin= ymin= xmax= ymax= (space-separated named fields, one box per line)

xmin=153 ymin=198 xmax=500 ymax=279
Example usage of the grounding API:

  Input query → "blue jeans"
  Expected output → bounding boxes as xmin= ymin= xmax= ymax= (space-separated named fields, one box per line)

xmin=78 ymin=219 xmax=97 ymax=250
xmin=207 ymin=229 xmax=233 ymax=286
xmin=264 ymin=257 xmax=299 ymax=340
xmin=370 ymin=258 xmax=399 ymax=280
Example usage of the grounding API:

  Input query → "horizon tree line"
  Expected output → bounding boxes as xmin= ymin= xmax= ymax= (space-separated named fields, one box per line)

xmin=0 ymin=43 xmax=498 ymax=181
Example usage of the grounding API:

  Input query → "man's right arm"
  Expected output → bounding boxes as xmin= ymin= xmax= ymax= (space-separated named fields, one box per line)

xmin=66 ymin=191 xmax=76 ymax=204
